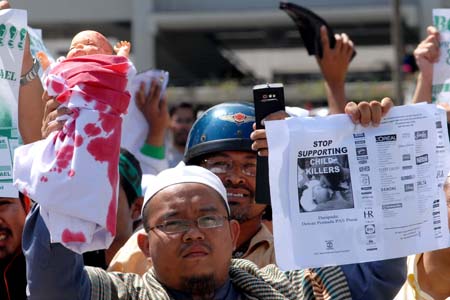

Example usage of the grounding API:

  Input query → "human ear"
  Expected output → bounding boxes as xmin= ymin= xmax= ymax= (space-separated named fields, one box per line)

xmin=131 ymin=197 xmax=144 ymax=221
xmin=137 ymin=230 xmax=151 ymax=258
xmin=229 ymin=220 xmax=240 ymax=251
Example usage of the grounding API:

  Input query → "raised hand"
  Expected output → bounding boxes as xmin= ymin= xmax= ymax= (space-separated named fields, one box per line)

xmin=114 ymin=40 xmax=131 ymax=58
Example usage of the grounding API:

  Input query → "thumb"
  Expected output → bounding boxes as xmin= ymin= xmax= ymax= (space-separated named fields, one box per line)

xmin=320 ymin=25 xmax=330 ymax=50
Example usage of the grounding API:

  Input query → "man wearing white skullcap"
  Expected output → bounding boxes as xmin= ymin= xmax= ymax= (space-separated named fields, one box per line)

xmin=141 ymin=164 xmax=230 ymax=218
xmin=24 ymin=164 xmax=353 ymax=299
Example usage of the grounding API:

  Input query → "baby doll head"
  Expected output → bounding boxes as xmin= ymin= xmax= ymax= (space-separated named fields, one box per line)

xmin=67 ymin=30 xmax=113 ymax=59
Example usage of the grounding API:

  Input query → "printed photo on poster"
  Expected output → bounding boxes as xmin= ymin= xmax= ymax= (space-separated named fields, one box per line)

xmin=297 ymin=154 xmax=354 ymax=212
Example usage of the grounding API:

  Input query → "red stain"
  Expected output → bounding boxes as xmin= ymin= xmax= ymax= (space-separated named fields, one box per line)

xmin=40 ymin=176 xmax=48 ymax=182
xmin=56 ymin=91 xmax=71 ymax=104
xmin=74 ymin=135 xmax=83 ymax=147
xmin=94 ymin=102 xmax=108 ymax=112
xmin=65 ymin=121 xmax=76 ymax=139
xmin=62 ymin=229 xmax=86 ymax=243
xmin=55 ymin=145 xmax=74 ymax=170
xmin=84 ymin=123 xmax=101 ymax=137
xmin=99 ymin=113 xmax=116 ymax=133
xmin=71 ymin=109 xmax=80 ymax=119
xmin=86 ymin=119 xmax=121 ymax=235
xmin=50 ymin=79 xmax=65 ymax=94
xmin=68 ymin=169 xmax=75 ymax=177
xmin=82 ymin=93 xmax=93 ymax=102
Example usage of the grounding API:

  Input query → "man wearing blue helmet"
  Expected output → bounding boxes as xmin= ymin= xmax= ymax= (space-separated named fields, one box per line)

xmin=184 ymin=102 xmax=275 ymax=267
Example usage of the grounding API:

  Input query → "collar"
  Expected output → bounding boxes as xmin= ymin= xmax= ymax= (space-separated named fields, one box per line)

xmin=165 ymin=278 xmax=240 ymax=300
xmin=236 ymin=223 xmax=273 ymax=258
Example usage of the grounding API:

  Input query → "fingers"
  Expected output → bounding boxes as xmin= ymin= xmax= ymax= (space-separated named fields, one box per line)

xmin=56 ymin=106 xmax=72 ymax=118
xmin=135 ymin=82 xmax=146 ymax=110
xmin=369 ymin=101 xmax=382 ymax=126
xmin=43 ymin=98 xmax=60 ymax=119
xmin=437 ymin=102 xmax=450 ymax=111
xmin=262 ymin=110 xmax=289 ymax=126
xmin=344 ymin=102 xmax=361 ymax=124
xmin=115 ymin=41 xmax=130 ymax=49
xmin=42 ymin=90 xmax=51 ymax=103
xmin=41 ymin=96 xmax=73 ymax=138
xmin=341 ymin=33 xmax=354 ymax=61
xmin=346 ymin=38 xmax=354 ymax=57
xmin=414 ymin=45 xmax=439 ymax=63
xmin=251 ymin=128 xmax=269 ymax=157
xmin=358 ymin=102 xmax=371 ymax=127
xmin=0 ymin=1 xmax=10 ymax=9
xmin=320 ymin=30 xmax=353 ymax=64
xmin=334 ymin=33 xmax=343 ymax=53
xmin=427 ymin=26 xmax=439 ymax=36
xmin=380 ymin=97 xmax=394 ymax=117
xmin=320 ymin=25 xmax=330 ymax=50
xmin=414 ymin=28 xmax=441 ymax=64
xmin=42 ymin=120 xmax=64 ymax=139
xmin=250 ymin=111 xmax=287 ymax=156
xmin=345 ymin=98 xmax=394 ymax=126
xmin=148 ymin=79 xmax=162 ymax=109
xmin=256 ymin=149 xmax=269 ymax=157
xmin=250 ymin=128 xmax=267 ymax=142
xmin=251 ymin=137 xmax=268 ymax=153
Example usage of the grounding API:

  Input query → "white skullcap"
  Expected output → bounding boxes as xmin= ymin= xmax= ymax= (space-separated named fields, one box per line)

xmin=141 ymin=164 xmax=230 ymax=215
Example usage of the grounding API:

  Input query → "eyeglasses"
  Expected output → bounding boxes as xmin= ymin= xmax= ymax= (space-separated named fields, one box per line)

xmin=149 ymin=215 xmax=230 ymax=234
xmin=202 ymin=159 xmax=256 ymax=177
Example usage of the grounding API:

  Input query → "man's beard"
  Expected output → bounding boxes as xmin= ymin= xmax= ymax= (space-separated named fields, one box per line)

xmin=0 ymin=248 xmax=16 ymax=268
xmin=230 ymin=205 xmax=252 ymax=224
xmin=174 ymin=131 xmax=188 ymax=147
xmin=180 ymin=274 xmax=216 ymax=300
xmin=225 ymin=182 xmax=255 ymax=224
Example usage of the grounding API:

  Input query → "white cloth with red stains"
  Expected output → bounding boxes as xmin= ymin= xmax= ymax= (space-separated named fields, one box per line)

xmin=13 ymin=54 xmax=131 ymax=253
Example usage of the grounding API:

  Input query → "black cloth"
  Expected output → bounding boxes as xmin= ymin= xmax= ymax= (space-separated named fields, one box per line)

xmin=0 ymin=251 xmax=27 ymax=300
xmin=83 ymin=250 xmax=107 ymax=270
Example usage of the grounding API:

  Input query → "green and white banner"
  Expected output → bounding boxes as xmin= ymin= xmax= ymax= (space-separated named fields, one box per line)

xmin=433 ymin=9 xmax=450 ymax=103
xmin=0 ymin=9 xmax=26 ymax=197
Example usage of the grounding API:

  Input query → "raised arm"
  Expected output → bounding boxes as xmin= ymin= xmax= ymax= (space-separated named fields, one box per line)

xmin=412 ymin=26 xmax=440 ymax=104
xmin=0 ymin=1 xmax=44 ymax=144
xmin=316 ymin=25 xmax=354 ymax=114
xmin=134 ymin=80 xmax=170 ymax=174
xmin=18 ymin=25 xmax=44 ymax=143
xmin=22 ymin=204 xmax=91 ymax=300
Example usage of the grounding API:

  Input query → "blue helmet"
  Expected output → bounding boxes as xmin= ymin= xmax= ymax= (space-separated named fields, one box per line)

xmin=184 ymin=102 xmax=255 ymax=164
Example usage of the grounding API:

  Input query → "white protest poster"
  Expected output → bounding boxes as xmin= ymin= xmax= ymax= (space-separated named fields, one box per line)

xmin=432 ymin=9 xmax=450 ymax=103
xmin=0 ymin=9 xmax=26 ymax=197
xmin=121 ymin=69 xmax=169 ymax=155
xmin=266 ymin=104 xmax=450 ymax=270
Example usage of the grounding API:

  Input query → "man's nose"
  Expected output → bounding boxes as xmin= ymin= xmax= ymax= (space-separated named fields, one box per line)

xmin=224 ymin=171 xmax=246 ymax=185
xmin=182 ymin=224 xmax=205 ymax=242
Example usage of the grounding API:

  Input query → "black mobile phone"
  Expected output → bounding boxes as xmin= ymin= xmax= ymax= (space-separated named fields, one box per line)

xmin=253 ymin=83 xmax=286 ymax=205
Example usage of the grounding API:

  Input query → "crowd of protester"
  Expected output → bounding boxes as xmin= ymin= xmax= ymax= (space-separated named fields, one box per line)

xmin=1 ymin=0 xmax=450 ymax=299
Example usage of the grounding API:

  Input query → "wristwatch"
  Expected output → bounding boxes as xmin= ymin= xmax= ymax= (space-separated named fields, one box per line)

xmin=20 ymin=57 xmax=40 ymax=86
